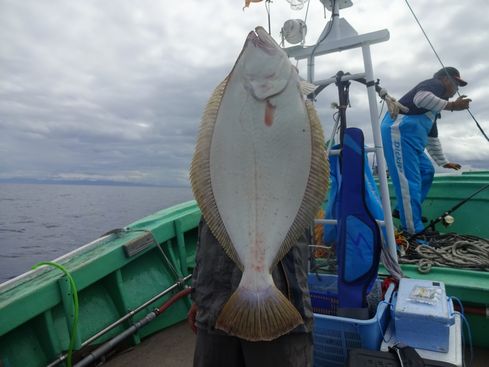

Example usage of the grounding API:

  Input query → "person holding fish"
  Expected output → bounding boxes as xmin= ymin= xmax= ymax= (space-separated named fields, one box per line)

xmin=188 ymin=219 xmax=314 ymax=367
xmin=381 ymin=67 xmax=471 ymax=235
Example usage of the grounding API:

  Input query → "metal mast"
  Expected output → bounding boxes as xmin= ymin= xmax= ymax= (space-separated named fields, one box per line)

xmin=283 ymin=0 xmax=399 ymax=264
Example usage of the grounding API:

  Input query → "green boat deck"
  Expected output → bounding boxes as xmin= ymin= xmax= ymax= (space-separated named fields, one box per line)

xmin=1 ymin=172 xmax=488 ymax=366
xmin=101 ymin=321 xmax=489 ymax=367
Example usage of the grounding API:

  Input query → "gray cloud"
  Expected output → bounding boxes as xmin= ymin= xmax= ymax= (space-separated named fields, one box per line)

xmin=1 ymin=0 xmax=488 ymax=186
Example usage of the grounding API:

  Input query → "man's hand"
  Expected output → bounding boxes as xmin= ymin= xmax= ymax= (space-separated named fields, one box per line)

xmin=187 ymin=303 xmax=198 ymax=334
xmin=443 ymin=162 xmax=461 ymax=170
xmin=447 ymin=95 xmax=471 ymax=111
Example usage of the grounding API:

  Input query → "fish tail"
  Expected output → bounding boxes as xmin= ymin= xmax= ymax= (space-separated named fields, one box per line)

xmin=215 ymin=285 xmax=303 ymax=341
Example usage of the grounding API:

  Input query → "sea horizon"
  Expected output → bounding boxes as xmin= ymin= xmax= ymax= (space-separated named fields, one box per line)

xmin=0 ymin=177 xmax=191 ymax=188
xmin=0 ymin=183 xmax=194 ymax=282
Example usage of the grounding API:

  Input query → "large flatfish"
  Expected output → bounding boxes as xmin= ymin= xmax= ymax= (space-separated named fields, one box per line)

xmin=190 ymin=26 xmax=329 ymax=341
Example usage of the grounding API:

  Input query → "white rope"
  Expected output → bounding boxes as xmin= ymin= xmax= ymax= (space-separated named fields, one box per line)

xmin=378 ymin=88 xmax=409 ymax=119
xmin=399 ymin=235 xmax=489 ymax=273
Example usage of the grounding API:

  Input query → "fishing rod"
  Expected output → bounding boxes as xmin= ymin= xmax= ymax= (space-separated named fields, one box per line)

xmin=413 ymin=183 xmax=489 ymax=238
xmin=403 ymin=0 xmax=489 ymax=143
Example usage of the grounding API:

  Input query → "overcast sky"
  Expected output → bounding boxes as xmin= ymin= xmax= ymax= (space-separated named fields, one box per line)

xmin=1 ymin=0 xmax=488 ymax=186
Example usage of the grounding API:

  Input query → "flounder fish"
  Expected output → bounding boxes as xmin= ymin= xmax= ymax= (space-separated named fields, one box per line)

xmin=190 ymin=26 xmax=329 ymax=341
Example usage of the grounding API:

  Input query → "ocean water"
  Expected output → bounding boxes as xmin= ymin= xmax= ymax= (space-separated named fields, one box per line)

xmin=0 ymin=183 xmax=193 ymax=282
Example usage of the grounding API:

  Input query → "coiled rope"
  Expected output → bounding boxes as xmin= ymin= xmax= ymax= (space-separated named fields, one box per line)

xmin=398 ymin=233 xmax=489 ymax=273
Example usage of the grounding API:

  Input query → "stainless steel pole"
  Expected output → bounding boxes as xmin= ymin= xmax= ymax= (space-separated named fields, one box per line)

xmin=361 ymin=44 xmax=398 ymax=263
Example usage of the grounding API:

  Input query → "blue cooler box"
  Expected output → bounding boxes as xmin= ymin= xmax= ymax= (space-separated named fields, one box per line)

xmin=394 ymin=278 xmax=455 ymax=352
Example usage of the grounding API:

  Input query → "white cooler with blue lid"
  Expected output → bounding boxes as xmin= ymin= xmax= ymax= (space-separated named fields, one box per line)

xmin=394 ymin=278 xmax=455 ymax=352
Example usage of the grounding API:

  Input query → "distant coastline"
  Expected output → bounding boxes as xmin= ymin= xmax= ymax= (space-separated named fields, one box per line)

xmin=0 ymin=178 xmax=189 ymax=188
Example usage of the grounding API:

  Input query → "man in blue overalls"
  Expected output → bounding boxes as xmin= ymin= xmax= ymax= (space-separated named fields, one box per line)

xmin=381 ymin=67 xmax=471 ymax=234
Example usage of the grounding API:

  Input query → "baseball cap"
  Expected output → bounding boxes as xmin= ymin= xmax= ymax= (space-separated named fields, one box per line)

xmin=434 ymin=67 xmax=467 ymax=86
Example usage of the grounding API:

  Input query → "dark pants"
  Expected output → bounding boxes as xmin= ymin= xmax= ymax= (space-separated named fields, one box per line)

xmin=193 ymin=328 xmax=313 ymax=367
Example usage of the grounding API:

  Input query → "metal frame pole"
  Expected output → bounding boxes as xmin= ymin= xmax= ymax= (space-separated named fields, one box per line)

xmin=361 ymin=44 xmax=398 ymax=261
xmin=307 ymin=55 xmax=314 ymax=82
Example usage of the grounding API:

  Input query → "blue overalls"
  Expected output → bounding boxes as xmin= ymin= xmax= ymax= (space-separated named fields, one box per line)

xmin=381 ymin=112 xmax=435 ymax=234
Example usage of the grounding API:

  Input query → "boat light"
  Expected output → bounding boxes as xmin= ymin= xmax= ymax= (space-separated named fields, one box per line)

xmin=281 ymin=19 xmax=307 ymax=45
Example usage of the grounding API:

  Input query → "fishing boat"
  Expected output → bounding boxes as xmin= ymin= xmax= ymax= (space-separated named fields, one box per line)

xmin=1 ymin=172 xmax=488 ymax=367
xmin=2 ymin=1 xmax=488 ymax=366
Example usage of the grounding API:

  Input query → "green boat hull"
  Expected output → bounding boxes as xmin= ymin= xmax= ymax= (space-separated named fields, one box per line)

xmin=1 ymin=172 xmax=488 ymax=366
xmin=0 ymin=201 xmax=201 ymax=367
xmin=393 ymin=171 xmax=489 ymax=238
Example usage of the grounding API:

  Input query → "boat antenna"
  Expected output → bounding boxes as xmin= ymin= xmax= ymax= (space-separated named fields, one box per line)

xmin=265 ymin=0 xmax=272 ymax=34
xmin=303 ymin=0 xmax=311 ymax=24
xmin=310 ymin=0 xmax=337 ymax=59
xmin=403 ymin=0 xmax=489 ymax=143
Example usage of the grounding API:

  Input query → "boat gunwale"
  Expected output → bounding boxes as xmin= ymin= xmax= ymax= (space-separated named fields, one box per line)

xmin=0 ymin=200 xmax=201 ymax=337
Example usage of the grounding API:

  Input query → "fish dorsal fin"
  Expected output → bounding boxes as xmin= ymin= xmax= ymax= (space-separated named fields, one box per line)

xmin=189 ymin=78 xmax=244 ymax=270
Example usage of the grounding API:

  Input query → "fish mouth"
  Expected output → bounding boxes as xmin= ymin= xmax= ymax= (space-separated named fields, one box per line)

xmin=246 ymin=26 xmax=281 ymax=55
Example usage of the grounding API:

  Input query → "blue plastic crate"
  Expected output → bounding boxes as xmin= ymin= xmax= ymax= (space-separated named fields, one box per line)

xmin=309 ymin=273 xmax=339 ymax=315
xmin=308 ymin=273 xmax=394 ymax=367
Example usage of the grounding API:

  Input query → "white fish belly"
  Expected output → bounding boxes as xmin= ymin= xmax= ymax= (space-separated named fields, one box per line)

xmin=209 ymin=75 xmax=312 ymax=279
